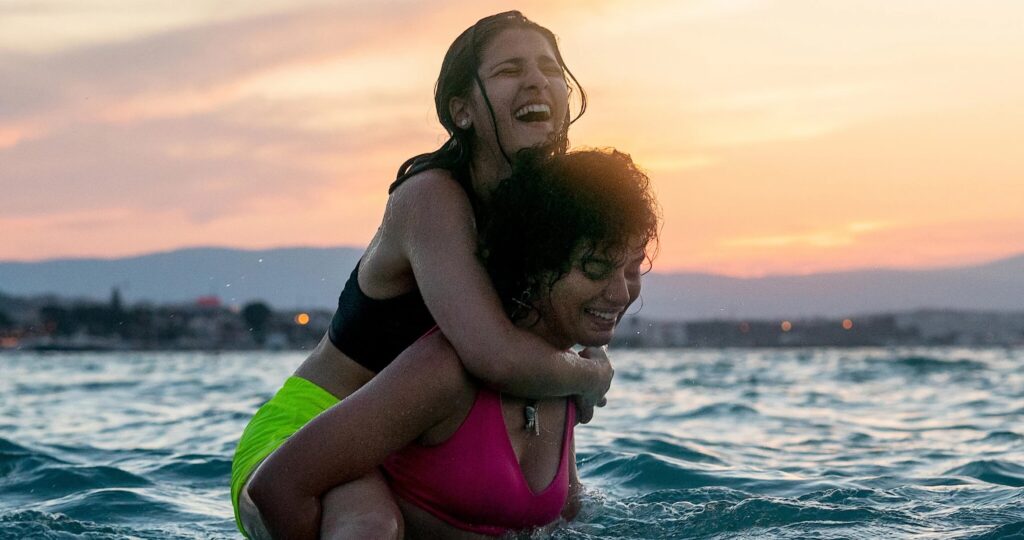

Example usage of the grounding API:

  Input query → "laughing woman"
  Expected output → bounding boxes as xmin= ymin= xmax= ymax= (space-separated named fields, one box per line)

xmin=231 ymin=11 xmax=629 ymax=539
xmin=249 ymin=148 xmax=660 ymax=538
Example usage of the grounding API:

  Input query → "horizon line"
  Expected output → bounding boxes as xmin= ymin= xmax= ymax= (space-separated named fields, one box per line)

xmin=1 ymin=244 xmax=1021 ymax=279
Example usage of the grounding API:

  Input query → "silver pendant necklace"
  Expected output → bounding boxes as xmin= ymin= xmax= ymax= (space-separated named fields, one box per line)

xmin=524 ymin=400 xmax=540 ymax=435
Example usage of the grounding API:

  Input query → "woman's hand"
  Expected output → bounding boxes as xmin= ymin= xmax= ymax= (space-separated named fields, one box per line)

xmin=573 ymin=346 xmax=613 ymax=424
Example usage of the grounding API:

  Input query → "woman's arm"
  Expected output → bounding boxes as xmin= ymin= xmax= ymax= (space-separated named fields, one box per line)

xmin=562 ymin=441 xmax=581 ymax=521
xmin=247 ymin=334 xmax=473 ymax=540
xmin=392 ymin=171 xmax=613 ymax=405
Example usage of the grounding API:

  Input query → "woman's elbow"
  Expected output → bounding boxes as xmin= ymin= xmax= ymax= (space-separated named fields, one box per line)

xmin=247 ymin=467 xmax=314 ymax=533
xmin=246 ymin=468 xmax=283 ymax=520
xmin=247 ymin=473 xmax=276 ymax=516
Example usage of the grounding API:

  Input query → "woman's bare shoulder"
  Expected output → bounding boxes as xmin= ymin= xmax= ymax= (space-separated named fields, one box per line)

xmin=387 ymin=168 xmax=472 ymax=215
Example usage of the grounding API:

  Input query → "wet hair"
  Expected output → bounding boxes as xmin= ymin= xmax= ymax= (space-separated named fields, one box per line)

xmin=478 ymin=148 xmax=660 ymax=322
xmin=390 ymin=11 xmax=586 ymax=193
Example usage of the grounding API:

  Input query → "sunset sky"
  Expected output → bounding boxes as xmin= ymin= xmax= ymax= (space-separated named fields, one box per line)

xmin=2 ymin=0 xmax=1022 ymax=276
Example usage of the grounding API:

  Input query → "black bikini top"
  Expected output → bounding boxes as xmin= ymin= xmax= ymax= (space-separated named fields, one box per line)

xmin=329 ymin=165 xmax=480 ymax=372
xmin=328 ymin=261 xmax=435 ymax=373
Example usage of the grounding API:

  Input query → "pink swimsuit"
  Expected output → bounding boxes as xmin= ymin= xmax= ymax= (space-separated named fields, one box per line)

xmin=382 ymin=388 xmax=575 ymax=536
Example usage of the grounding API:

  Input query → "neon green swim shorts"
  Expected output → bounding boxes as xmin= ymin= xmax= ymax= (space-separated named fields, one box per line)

xmin=230 ymin=376 xmax=340 ymax=534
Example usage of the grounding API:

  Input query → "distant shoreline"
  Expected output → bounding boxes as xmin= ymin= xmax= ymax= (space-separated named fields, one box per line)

xmin=3 ymin=247 xmax=1024 ymax=321
xmin=3 ymin=286 xmax=1022 ymax=351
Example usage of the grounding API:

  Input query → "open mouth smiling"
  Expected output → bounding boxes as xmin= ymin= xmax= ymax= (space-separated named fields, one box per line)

xmin=514 ymin=103 xmax=552 ymax=122
xmin=584 ymin=308 xmax=620 ymax=322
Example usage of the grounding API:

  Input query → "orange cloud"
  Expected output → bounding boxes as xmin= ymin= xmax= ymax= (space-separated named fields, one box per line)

xmin=723 ymin=221 xmax=892 ymax=249
xmin=2 ymin=0 xmax=1023 ymax=278
xmin=0 ymin=128 xmax=25 ymax=149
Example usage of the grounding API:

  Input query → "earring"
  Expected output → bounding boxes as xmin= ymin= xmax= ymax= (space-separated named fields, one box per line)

xmin=510 ymin=288 xmax=532 ymax=320
xmin=458 ymin=118 xmax=471 ymax=129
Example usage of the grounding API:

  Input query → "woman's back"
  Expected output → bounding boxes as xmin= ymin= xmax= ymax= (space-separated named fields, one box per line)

xmin=291 ymin=168 xmax=480 ymax=398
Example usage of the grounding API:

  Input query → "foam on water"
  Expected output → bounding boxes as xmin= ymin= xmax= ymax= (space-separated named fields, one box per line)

xmin=2 ymin=348 xmax=1023 ymax=539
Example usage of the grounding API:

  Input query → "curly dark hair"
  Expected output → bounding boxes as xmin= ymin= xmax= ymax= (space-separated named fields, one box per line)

xmin=478 ymin=148 xmax=660 ymax=322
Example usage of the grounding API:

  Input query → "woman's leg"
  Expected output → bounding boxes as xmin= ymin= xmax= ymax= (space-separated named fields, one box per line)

xmin=320 ymin=469 xmax=403 ymax=540
xmin=239 ymin=469 xmax=402 ymax=540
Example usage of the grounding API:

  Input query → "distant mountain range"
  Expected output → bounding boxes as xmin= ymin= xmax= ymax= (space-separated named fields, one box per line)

xmin=0 ymin=246 xmax=362 ymax=311
xmin=1 ymin=247 xmax=1022 ymax=320
xmin=640 ymin=254 xmax=1024 ymax=320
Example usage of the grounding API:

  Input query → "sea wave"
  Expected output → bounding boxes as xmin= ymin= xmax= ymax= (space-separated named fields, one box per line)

xmin=945 ymin=460 xmax=1024 ymax=488
xmin=2 ymin=348 xmax=1023 ymax=538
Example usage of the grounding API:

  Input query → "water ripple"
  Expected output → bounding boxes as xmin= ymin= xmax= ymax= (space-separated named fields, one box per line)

xmin=3 ymin=348 xmax=1023 ymax=538
xmin=945 ymin=460 xmax=1024 ymax=487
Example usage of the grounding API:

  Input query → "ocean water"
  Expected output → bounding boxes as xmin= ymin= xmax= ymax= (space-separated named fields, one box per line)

xmin=2 ymin=348 xmax=1023 ymax=539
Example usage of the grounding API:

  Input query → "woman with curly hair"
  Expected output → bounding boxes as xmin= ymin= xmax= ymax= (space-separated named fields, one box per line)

xmin=249 ymin=148 xmax=660 ymax=538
